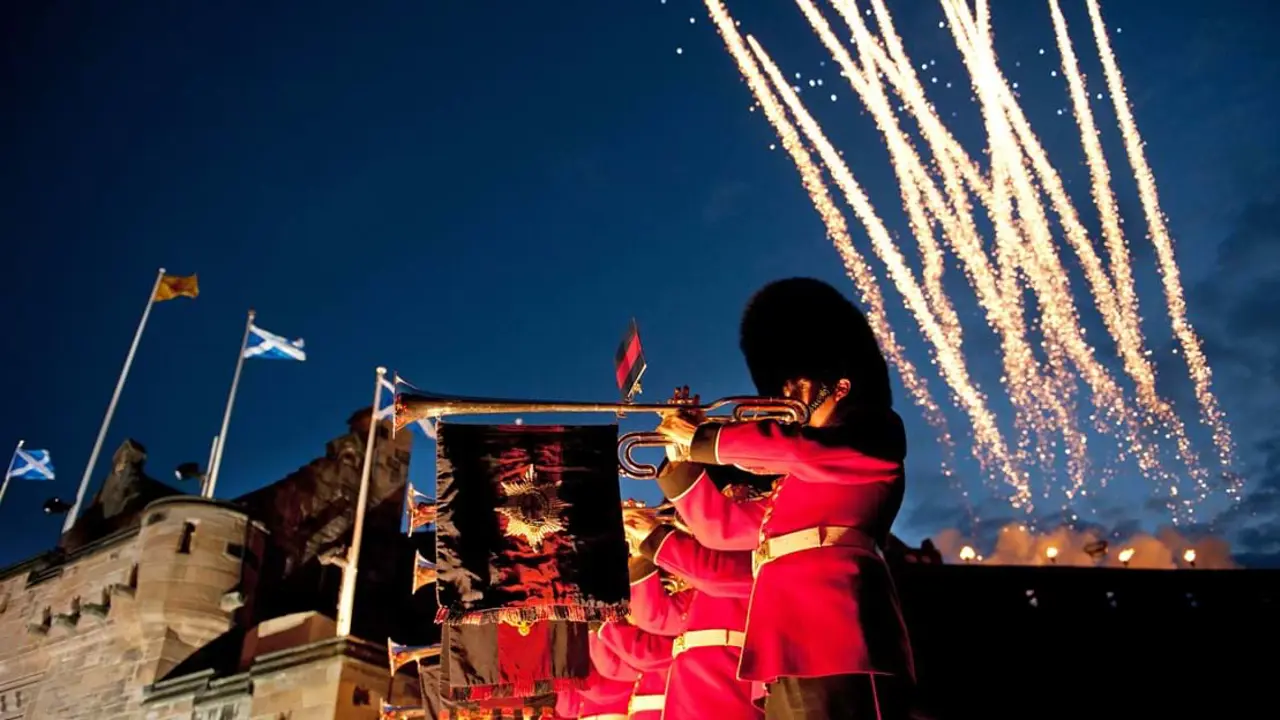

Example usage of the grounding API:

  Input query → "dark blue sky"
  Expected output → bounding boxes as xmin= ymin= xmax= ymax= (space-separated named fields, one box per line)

xmin=3 ymin=0 xmax=1279 ymax=567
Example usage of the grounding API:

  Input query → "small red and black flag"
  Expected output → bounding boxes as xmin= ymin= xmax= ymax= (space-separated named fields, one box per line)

xmin=433 ymin=423 xmax=630 ymax=625
xmin=613 ymin=319 xmax=646 ymax=401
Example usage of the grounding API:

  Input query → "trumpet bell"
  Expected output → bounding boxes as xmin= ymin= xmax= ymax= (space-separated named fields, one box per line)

xmin=380 ymin=700 xmax=427 ymax=720
xmin=412 ymin=551 xmax=437 ymax=593
xmin=387 ymin=638 xmax=440 ymax=676
xmin=405 ymin=483 xmax=437 ymax=537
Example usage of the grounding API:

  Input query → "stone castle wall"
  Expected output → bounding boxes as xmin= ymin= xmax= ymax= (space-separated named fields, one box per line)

xmin=0 ymin=499 xmax=260 ymax=720
xmin=0 ymin=411 xmax=419 ymax=720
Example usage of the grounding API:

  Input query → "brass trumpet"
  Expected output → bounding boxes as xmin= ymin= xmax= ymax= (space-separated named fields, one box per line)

xmin=379 ymin=701 xmax=426 ymax=720
xmin=394 ymin=391 xmax=809 ymax=479
xmin=404 ymin=482 xmax=436 ymax=536
xmin=411 ymin=551 xmax=437 ymax=594
xmin=387 ymin=639 xmax=440 ymax=676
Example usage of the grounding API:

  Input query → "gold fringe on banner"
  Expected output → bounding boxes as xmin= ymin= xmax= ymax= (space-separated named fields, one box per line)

xmin=434 ymin=602 xmax=628 ymax=626
xmin=450 ymin=676 xmax=586 ymax=704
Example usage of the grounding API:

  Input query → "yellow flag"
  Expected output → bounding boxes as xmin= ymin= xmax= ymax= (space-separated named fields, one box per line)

xmin=154 ymin=274 xmax=199 ymax=302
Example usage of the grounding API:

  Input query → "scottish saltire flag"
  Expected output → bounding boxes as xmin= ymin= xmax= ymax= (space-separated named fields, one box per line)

xmin=7 ymin=448 xmax=55 ymax=481
xmin=244 ymin=323 xmax=306 ymax=361
xmin=374 ymin=374 xmax=398 ymax=422
xmin=386 ymin=373 xmax=437 ymax=439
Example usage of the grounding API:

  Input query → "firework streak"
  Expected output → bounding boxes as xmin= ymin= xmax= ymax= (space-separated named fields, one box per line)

xmin=698 ymin=0 xmax=1235 ymax=523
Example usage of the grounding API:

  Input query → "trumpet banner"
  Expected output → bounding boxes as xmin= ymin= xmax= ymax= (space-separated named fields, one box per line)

xmin=437 ymin=621 xmax=588 ymax=702
xmin=434 ymin=423 xmax=630 ymax=624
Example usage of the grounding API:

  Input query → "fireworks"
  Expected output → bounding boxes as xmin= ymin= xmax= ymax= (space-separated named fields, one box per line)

xmin=684 ymin=0 xmax=1235 ymax=524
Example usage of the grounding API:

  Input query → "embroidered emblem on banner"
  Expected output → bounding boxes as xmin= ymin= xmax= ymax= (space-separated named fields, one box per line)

xmin=496 ymin=464 xmax=569 ymax=550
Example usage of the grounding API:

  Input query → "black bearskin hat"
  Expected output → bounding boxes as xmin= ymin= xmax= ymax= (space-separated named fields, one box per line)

xmin=739 ymin=277 xmax=892 ymax=408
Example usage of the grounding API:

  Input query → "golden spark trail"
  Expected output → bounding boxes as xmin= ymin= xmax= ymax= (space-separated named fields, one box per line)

xmin=976 ymin=0 xmax=991 ymax=42
xmin=952 ymin=7 xmax=1187 ymax=499
xmin=952 ymin=0 xmax=1171 ymax=467
xmin=935 ymin=0 xmax=1084 ymax=497
xmin=744 ymin=33 xmax=1029 ymax=505
xmin=950 ymin=0 xmax=1194 ymax=510
xmin=793 ymin=2 xmax=963 ymax=390
xmin=698 ymin=0 xmax=959 ymax=474
xmin=1048 ymin=0 xmax=1206 ymax=508
xmin=819 ymin=0 xmax=1053 ymax=483
xmin=869 ymin=0 xmax=1085 ymax=499
xmin=942 ymin=0 xmax=1132 ymax=508
xmin=1047 ymin=0 xmax=1140 ymax=348
xmin=840 ymin=0 xmax=1080 ymax=496
xmin=910 ymin=0 xmax=1091 ymax=497
xmin=1084 ymin=0 xmax=1237 ymax=484
xmin=944 ymin=0 xmax=1190 ymax=519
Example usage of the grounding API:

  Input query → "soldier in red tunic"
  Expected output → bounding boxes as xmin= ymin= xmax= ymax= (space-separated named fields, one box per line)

xmin=593 ymin=620 xmax=672 ymax=719
xmin=651 ymin=278 xmax=915 ymax=719
xmin=558 ymin=667 xmax=632 ymax=720
xmin=621 ymin=522 xmax=763 ymax=719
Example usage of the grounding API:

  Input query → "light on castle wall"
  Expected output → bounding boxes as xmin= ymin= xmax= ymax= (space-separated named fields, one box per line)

xmin=1183 ymin=548 xmax=1197 ymax=568
xmin=959 ymin=545 xmax=976 ymax=563
xmin=1045 ymin=546 xmax=1059 ymax=564
xmin=1118 ymin=547 xmax=1135 ymax=568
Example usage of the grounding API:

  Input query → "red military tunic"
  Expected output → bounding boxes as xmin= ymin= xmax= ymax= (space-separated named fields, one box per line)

xmin=590 ymin=629 xmax=640 ymax=686
xmin=658 ymin=412 xmax=915 ymax=685
xmin=595 ymin=621 xmax=672 ymax=720
xmin=627 ymin=549 xmax=762 ymax=719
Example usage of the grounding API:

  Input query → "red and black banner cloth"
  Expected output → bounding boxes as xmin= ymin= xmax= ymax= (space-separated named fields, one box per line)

xmin=436 ymin=621 xmax=589 ymax=702
xmin=614 ymin=319 xmax=646 ymax=400
xmin=434 ymin=423 xmax=630 ymax=625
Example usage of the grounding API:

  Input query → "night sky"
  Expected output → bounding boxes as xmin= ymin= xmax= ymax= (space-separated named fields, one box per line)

xmin=3 ymin=1 xmax=1278 ymax=569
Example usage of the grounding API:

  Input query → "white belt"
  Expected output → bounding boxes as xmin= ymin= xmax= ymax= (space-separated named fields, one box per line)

xmin=753 ymin=525 xmax=879 ymax=576
xmin=582 ymin=715 xmax=629 ymax=720
xmin=672 ymin=628 xmax=746 ymax=657
xmin=628 ymin=694 xmax=665 ymax=714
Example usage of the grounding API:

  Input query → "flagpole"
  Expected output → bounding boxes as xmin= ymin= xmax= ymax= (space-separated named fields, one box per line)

xmin=201 ymin=435 xmax=219 ymax=497
xmin=63 ymin=268 xmax=167 ymax=534
xmin=0 ymin=440 xmax=21 ymax=511
xmin=336 ymin=366 xmax=386 ymax=638
xmin=205 ymin=310 xmax=255 ymax=499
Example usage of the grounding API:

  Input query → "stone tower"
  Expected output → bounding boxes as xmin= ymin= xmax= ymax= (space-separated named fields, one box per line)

xmin=133 ymin=496 xmax=268 ymax=682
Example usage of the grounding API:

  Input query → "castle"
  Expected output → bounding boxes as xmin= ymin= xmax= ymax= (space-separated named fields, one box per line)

xmin=0 ymin=410 xmax=434 ymax=720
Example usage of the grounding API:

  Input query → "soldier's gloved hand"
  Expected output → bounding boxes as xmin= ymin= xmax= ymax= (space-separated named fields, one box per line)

xmin=622 ymin=507 xmax=660 ymax=552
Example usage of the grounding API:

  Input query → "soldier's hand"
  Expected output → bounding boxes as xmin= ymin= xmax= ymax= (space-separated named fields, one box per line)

xmin=656 ymin=414 xmax=697 ymax=449
xmin=622 ymin=508 xmax=659 ymax=552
